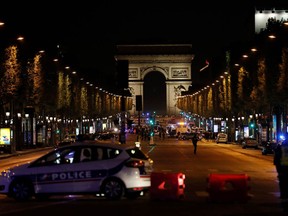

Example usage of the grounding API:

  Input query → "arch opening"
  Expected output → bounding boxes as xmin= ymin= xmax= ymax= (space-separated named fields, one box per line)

xmin=143 ymin=71 xmax=166 ymax=115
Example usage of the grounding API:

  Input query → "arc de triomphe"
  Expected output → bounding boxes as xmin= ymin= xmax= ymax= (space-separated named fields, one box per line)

xmin=116 ymin=44 xmax=194 ymax=116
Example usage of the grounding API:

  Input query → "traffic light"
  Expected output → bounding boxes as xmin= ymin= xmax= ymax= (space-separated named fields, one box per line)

xmin=249 ymin=122 xmax=255 ymax=128
xmin=149 ymin=113 xmax=156 ymax=126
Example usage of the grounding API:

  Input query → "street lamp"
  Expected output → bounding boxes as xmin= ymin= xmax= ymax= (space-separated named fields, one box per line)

xmin=25 ymin=113 xmax=29 ymax=146
xmin=5 ymin=112 xmax=10 ymax=125
xmin=15 ymin=112 xmax=22 ymax=150
xmin=232 ymin=117 xmax=235 ymax=142
xmin=4 ymin=111 xmax=12 ymax=153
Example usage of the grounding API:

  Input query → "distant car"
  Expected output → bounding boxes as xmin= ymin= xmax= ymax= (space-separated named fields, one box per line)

xmin=179 ymin=132 xmax=195 ymax=140
xmin=242 ymin=137 xmax=259 ymax=149
xmin=96 ymin=132 xmax=115 ymax=141
xmin=167 ymin=129 xmax=177 ymax=137
xmin=0 ymin=142 xmax=153 ymax=201
xmin=261 ymin=141 xmax=277 ymax=155
xmin=57 ymin=140 xmax=73 ymax=147
xmin=216 ymin=133 xmax=228 ymax=144
xmin=67 ymin=134 xmax=76 ymax=142
xmin=59 ymin=134 xmax=77 ymax=146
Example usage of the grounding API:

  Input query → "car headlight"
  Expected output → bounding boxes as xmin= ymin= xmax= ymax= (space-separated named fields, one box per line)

xmin=1 ymin=169 xmax=11 ymax=178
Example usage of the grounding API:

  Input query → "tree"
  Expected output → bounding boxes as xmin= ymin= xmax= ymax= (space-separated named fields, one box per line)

xmin=57 ymin=71 xmax=72 ymax=116
xmin=0 ymin=46 xmax=21 ymax=104
xmin=236 ymin=66 xmax=247 ymax=109
xmin=249 ymin=57 xmax=267 ymax=113
xmin=27 ymin=54 xmax=44 ymax=110
xmin=80 ymin=86 xmax=88 ymax=117
xmin=277 ymin=47 xmax=288 ymax=104
xmin=207 ymin=87 xmax=213 ymax=117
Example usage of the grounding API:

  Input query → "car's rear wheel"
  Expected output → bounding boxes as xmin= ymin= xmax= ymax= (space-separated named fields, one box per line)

xmin=10 ymin=179 xmax=34 ymax=201
xmin=102 ymin=178 xmax=124 ymax=200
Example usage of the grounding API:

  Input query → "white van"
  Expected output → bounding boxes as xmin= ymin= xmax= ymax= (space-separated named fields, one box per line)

xmin=176 ymin=122 xmax=190 ymax=135
xmin=216 ymin=133 xmax=228 ymax=144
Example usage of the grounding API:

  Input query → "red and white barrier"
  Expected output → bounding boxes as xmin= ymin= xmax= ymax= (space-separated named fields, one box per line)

xmin=206 ymin=173 xmax=251 ymax=203
xmin=150 ymin=172 xmax=185 ymax=200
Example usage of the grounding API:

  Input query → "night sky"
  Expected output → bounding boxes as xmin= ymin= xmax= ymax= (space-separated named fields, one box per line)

xmin=0 ymin=0 xmax=287 ymax=90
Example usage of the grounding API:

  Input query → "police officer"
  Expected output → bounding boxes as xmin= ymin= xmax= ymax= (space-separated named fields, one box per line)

xmin=192 ymin=133 xmax=199 ymax=154
xmin=273 ymin=138 xmax=288 ymax=200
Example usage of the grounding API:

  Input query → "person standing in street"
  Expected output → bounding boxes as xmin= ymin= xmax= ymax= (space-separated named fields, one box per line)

xmin=192 ymin=133 xmax=199 ymax=154
xmin=273 ymin=138 xmax=288 ymax=211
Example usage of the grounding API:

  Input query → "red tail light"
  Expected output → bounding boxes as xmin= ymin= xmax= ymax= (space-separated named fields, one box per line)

xmin=125 ymin=160 xmax=145 ymax=168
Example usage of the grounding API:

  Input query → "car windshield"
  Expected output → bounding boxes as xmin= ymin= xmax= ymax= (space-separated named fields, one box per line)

xmin=30 ymin=148 xmax=76 ymax=167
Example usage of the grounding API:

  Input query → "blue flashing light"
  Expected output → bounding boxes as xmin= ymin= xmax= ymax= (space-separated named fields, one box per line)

xmin=279 ymin=134 xmax=286 ymax=141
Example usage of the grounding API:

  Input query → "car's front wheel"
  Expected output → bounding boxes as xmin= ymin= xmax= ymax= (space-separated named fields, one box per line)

xmin=102 ymin=178 xmax=124 ymax=200
xmin=9 ymin=179 xmax=34 ymax=201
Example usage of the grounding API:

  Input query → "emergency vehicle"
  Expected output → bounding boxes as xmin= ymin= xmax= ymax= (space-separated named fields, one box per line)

xmin=0 ymin=142 xmax=153 ymax=201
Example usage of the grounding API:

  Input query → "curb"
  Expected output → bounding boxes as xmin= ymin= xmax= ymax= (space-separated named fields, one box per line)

xmin=0 ymin=147 xmax=54 ymax=160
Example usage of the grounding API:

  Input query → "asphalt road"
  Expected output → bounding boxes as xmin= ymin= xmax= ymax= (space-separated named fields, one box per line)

xmin=0 ymin=134 xmax=286 ymax=216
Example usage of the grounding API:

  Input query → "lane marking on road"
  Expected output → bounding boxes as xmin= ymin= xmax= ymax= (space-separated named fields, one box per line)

xmin=147 ymin=145 xmax=156 ymax=154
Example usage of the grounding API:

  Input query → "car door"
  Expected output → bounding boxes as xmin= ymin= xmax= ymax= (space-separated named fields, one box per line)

xmin=32 ymin=146 xmax=107 ymax=194
xmin=68 ymin=146 xmax=106 ymax=193
xmin=29 ymin=147 xmax=80 ymax=194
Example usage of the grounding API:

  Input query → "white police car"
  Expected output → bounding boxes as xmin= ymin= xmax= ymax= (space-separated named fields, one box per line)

xmin=0 ymin=142 xmax=153 ymax=201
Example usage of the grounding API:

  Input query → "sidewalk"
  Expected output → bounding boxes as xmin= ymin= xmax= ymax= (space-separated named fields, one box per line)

xmin=0 ymin=134 xmax=140 ymax=160
xmin=0 ymin=146 xmax=54 ymax=160
xmin=0 ymin=134 xmax=273 ymax=161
